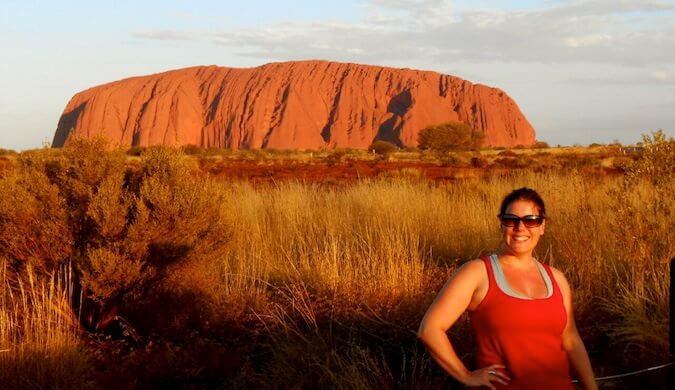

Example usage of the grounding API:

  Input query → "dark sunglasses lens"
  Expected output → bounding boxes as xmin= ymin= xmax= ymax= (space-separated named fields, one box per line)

xmin=500 ymin=215 xmax=543 ymax=227
xmin=500 ymin=216 xmax=519 ymax=227
xmin=522 ymin=216 xmax=543 ymax=227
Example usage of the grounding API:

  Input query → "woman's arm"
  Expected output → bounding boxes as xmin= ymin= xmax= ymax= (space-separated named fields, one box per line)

xmin=553 ymin=268 xmax=597 ymax=390
xmin=417 ymin=260 xmax=509 ymax=389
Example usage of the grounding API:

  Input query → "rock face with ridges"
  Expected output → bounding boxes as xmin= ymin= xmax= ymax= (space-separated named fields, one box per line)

xmin=52 ymin=61 xmax=536 ymax=149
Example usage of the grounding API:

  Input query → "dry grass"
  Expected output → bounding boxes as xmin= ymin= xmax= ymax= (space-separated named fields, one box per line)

xmin=204 ymin=169 xmax=670 ymax=387
xmin=0 ymin=263 xmax=92 ymax=389
xmin=0 ymin=137 xmax=671 ymax=387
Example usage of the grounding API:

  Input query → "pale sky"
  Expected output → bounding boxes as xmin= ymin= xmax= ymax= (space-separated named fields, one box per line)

xmin=1 ymin=0 xmax=674 ymax=150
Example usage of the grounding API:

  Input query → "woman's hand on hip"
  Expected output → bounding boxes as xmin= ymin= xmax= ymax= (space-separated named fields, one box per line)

xmin=464 ymin=364 xmax=510 ymax=389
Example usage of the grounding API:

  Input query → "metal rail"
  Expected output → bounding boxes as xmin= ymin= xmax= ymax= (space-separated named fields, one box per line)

xmin=571 ymin=362 xmax=674 ymax=383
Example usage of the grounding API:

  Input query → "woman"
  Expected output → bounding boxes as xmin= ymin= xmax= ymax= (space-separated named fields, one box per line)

xmin=417 ymin=188 xmax=596 ymax=389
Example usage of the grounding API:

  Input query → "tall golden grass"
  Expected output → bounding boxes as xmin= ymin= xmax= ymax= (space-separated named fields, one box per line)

xmin=0 ymin=135 xmax=671 ymax=387
xmin=213 ymin=171 xmax=671 ymax=387
xmin=0 ymin=263 xmax=91 ymax=388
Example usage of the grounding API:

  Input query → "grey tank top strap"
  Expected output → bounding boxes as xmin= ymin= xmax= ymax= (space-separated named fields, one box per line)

xmin=489 ymin=254 xmax=553 ymax=300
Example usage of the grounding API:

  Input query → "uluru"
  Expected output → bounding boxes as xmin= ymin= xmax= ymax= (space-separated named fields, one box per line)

xmin=52 ymin=60 xmax=536 ymax=149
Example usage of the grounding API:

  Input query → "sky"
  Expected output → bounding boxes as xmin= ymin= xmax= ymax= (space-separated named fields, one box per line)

xmin=1 ymin=0 xmax=674 ymax=150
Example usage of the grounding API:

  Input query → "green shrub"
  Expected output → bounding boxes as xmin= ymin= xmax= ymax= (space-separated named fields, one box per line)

xmin=603 ymin=130 xmax=673 ymax=361
xmin=417 ymin=121 xmax=483 ymax=153
xmin=325 ymin=149 xmax=347 ymax=166
xmin=181 ymin=144 xmax=203 ymax=155
xmin=0 ymin=140 xmax=231 ymax=335
xmin=368 ymin=140 xmax=398 ymax=155
xmin=126 ymin=146 xmax=145 ymax=156
xmin=439 ymin=153 xmax=472 ymax=167
xmin=628 ymin=130 xmax=674 ymax=187
xmin=497 ymin=150 xmax=517 ymax=157
xmin=0 ymin=168 xmax=73 ymax=272
xmin=493 ymin=157 xmax=521 ymax=168
xmin=203 ymin=146 xmax=234 ymax=157
xmin=83 ymin=147 xmax=231 ymax=332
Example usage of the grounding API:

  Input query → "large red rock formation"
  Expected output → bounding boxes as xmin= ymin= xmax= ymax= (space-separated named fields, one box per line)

xmin=52 ymin=61 xmax=536 ymax=149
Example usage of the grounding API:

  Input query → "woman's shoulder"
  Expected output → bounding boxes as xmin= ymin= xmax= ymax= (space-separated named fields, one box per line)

xmin=452 ymin=258 xmax=488 ymax=280
xmin=461 ymin=257 xmax=488 ymax=270
xmin=546 ymin=264 xmax=571 ymax=294
xmin=545 ymin=264 xmax=566 ymax=279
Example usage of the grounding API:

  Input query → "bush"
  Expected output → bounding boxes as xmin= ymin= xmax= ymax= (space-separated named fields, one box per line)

xmin=0 ymin=156 xmax=14 ymax=174
xmin=604 ymin=130 xmax=673 ymax=362
xmin=417 ymin=121 xmax=483 ymax=153
xmin=497 ymin=150 xmax=517 ymax=157
xmin=627 ymin=129 xmax=674 ymax=187
xmin=126 ymin=146 xmax=145 ymax=156
xmin=492 ymin=155 xmax=532 ymax=169
xmin=533 ymin=141 xmax=550 ymax=149
xmin=439 ymin=153 xmax=472 ymax=167
xmin=470 ymin=156 xmax=489 ymax=168
xmin=0 ymin=140 xmax=231 ymax=335
xmin=0 ymin=166 xmax=73 ymax=272
xmin=368 ymin=140 xmax=398 ymax=156
xmin=181 ymin=144 xmax=203 ymax=155
xmin=325 ymin=149 xmax=347 ymax=166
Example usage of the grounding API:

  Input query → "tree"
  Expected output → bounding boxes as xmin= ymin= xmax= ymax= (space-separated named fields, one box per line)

xmin=417 ymin=121 xmax=483 ymax=153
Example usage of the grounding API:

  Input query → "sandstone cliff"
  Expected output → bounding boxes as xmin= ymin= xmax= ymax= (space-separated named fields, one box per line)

xmin=53 ymin=61 xmax=536 ymax=149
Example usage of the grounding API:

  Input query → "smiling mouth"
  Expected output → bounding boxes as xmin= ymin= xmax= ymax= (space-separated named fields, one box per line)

xmin=512 ymin=236 xmax=530 ymax=242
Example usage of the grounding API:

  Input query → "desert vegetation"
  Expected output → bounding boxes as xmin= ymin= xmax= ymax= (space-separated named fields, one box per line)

xmin=418 ymin=121 xmax=484 ymax=153
xmin=0 ymin=133 xmax=672 ymax=388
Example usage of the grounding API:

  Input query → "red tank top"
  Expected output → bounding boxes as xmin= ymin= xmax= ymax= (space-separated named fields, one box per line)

xmin=469 ymin=256 xmax=573 ymax=389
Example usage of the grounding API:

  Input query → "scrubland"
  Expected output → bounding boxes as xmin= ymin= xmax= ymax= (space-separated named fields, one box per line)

xmin=0 ymin=135 xmax=672 ymax=389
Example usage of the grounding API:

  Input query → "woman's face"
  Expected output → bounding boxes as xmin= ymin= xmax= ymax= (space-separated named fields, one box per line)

xmin=500 ymin=200 xmax=545 ymax=256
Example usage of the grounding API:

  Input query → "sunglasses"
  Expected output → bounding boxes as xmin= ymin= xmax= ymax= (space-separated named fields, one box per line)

xmin=499 ymin=214 xmax=545 ymax=228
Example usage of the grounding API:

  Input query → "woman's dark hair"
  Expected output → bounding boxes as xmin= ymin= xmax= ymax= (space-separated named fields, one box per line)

xmin=499 ymin=187 xmax=546 ymax=217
